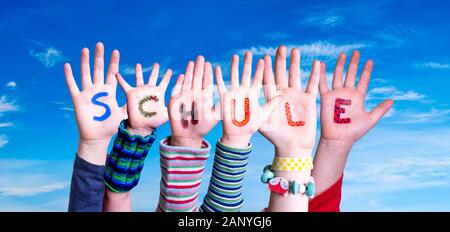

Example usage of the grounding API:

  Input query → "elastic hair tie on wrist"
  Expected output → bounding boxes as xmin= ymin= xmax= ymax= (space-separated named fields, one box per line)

xmin=271 ymin=156 xmax=313 ymax=171
xmin=260 ymin=165 xmax=315 ymax=198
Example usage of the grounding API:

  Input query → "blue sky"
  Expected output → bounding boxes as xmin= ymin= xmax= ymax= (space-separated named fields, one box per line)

xmin=0 ymin=0 xmax=449 ymax=211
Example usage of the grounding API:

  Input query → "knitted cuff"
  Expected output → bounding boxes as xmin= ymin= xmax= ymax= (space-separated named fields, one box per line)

xmin=158 ymin=137 xmax=211 ymax=212
xmin=200 ymin=140 xmax=252 ymax=212
xmin=104 ymin=120 xmax=156 ymax=193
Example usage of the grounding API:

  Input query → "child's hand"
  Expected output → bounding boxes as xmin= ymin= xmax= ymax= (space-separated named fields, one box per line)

xmin=319 ymin=51 xmax=394 ymax=146
xmin=216 ymin=52 xmax=282 ymax=148
xmin=64 ymin=42 xmax=126 ymax=164
xmin=168 ymin=56 xmax=219 ymax=148
xmin=115 ymin=63 xmax=172 ymax=136
xmin=259 ymin=46 xmax=320 ymax=157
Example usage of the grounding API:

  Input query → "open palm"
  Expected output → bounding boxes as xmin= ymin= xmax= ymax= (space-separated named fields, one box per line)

xmin=216 ymin=52 xmax=281 ymax=144
xmin=116 ymin=63 xmax=172 ymax=131
xmin=259 ymin=46 xmax=320 ymax=152
xmin=168 ymin=56 xmax=219 ymax=143
xmin=319 ymin=51 xmax=393 ymax=144
xmin=64 ymin=42 xmax=125 ymax=141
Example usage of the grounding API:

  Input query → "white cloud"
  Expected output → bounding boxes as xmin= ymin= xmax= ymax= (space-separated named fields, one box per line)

xmin=6 ymin=82 xmax=16 ymax=88
xmin=375 ymin=24 xmax=417 ymax=46
xmin=396 ymin=108 xmax=450 ymax=124
xmin=0 ymin=182 xmax=67 ymax=197
xmin=341 ymin=127 xmax=450 ymax=211
xmin=301 ymin=15 xmax=344 ymax=29
xmin=0 ymin=122 xmax=13 ymax=128
xmin=368 ymin=86 xmax=426 ymax=101
xmin=415 ymin=62 xmax=450 ymax=70
xmin=59 ymin=107 xmax=74 ymax=111
xmin=0 ymin=159 xmax=71 ymax=198
xmin=0 ymin=96 xmax=19 ymax=114
xmin=239 ymin=41 xmax=367 ymax=64
xmin=27 ymin=39 xmax=66 ymax=68
xmin=122 ymin=65 xmax=153 ymax=75
xmin=29 ymin=47 xmax=66 ymax=68
xmin=0 ymin=135 xmax=8 ymax=148
xmin=263 ymin=32 xmax=291 ymax=40
xmin=345 ymin=156 xmax=450 ymax=197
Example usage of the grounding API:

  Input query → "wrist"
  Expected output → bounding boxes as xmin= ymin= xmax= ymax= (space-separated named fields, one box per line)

xmin=220 ymin=135 xmax=251 ymax=148
xmin=77 ymin=137 xmax=110 ymax=165
xmin=126 ymin=125 xmax=154 ymax=137
xmin=274 ymin=146 xmax=313 ymax=158
xmin=317 ymin=137 xmax=353 ymax=156
xmin=170 ymin=136 xmax=204 ymax=148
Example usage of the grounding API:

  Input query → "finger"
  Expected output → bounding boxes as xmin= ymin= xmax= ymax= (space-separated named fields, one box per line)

xmin=135 ymin=63 xmax=144 ymax=87
xmin=332 ymin=53 xmax=346 ymax=89
xmin=356 ymin=60 xmax=374 ymax=95
xmin=203 ymin=62 xmax=214 ymax=96
xmin=263 ymin=55 xmax=276 ymax=101
xmin=344 ymin=50 xmax=360 ymax=88
xmin=80 ymin=48 xmax=92 ymax=90
xmin=193 ymin=55 xmax=205 ymax=91
xmin=93 ymin=42 xmax=105 ymax=85
xmin=275 ymin=45 xmax=288 ymax=88
xmin=230 ymin=54 xmax=239 ymax=90
xmin=241 ymin=51 xmax=253 ymax=87
xmin=148 ymin=63 xmax=160 ymax=87
xmin=369 ymin=99 xmax=394 ymax=125
xmin=260 ymin=95 xmax=283 ymax=124
xmin=115 ymin=73 xmax=133 ymax=92
xmin=171 ymin=74 xmax=185 ymax=97
xmin=251 ymin=59 xmax=265 ymax=92
xmin=215 ymin=65 xmax=227 ymax=96
xmin=305 ymin=60 xmax=321 ymax=96
xmin=64 ymin=63 xmax=80 ymax=97
xmin=158 ymin=69 xmax=173 ymax=91
xmin=212 ymin=101 xmax=222 ymax=122
xmin=182 ymin=61 xmax=195 ymax=91
xmin=318 ymin=62 xmax=329 ymax=95
xmin=289 ymin=48 xmax=301 ymax=89
xmin=106 ymin=49 xmax=120 ymax=85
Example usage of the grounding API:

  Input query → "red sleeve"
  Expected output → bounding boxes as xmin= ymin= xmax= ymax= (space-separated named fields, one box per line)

xmin=308 ymin=173 xmax=343 ymax=212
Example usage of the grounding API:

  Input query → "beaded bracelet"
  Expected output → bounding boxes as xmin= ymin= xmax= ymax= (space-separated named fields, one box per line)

xmin=260 ymin=165 xmax=315 ymax=198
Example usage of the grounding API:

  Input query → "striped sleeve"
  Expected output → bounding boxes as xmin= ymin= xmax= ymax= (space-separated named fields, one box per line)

xmin=104 ymin=120 xmax=156 ymax=193
xmin=157 ymin=136 xmax=211 ymax=212
xmin=200 ymin=140 xmax=251 ymax=212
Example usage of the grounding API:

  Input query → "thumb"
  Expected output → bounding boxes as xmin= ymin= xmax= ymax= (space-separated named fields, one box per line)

xmin=212 ymin=101 xmax=222 ymax=122
xmin=120 ymin=103 xmax=128 ymax=120
xmin=369 ymin=99 xmax=394 ymax=125
xmin=260 ymin=95 xmax=283 ymax=124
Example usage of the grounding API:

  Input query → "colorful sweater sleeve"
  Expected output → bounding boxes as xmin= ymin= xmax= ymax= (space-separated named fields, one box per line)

xmin=200 ymin=140 xmax=252 ymax=212
xmin=157 ymin=137 xmax=211 ymax=212
xmin=308 ymin=173 xmax=343 ymax=212
xmin=104 ymin=120 xmax=156 ymax=193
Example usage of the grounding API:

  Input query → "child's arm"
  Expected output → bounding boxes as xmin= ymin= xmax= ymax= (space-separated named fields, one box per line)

xmin=65 ymin=42 xmax=126 ymax=212
xmin=258 ymin=46 xmax=320 ymax=212
xmin=102 ymin=63 xmax=173 ymax=212
xmin=200 ymin=52 xmax=281 ymax=212
xmin=157 ymin=56 xmax=219 ymax=212
xmin=311 ymin=51 xmax=393 ymax=210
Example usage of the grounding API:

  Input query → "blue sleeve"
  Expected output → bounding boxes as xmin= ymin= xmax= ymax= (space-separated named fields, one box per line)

xmin=68 ymin=154 xmax=106 ymax=212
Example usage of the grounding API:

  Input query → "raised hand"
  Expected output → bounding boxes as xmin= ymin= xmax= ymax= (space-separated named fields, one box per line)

xmin=216 ymin=52 xmax=282 ymax=147
xmin=259 ymin=46 xmax=320 ymax=157
xmin=311 ymin=51 xmax=393 ymax=196
xmin=115 ymin=63 xmax=172 ymax=135
xmin=64 ymin=42 xmax=126 ymax=165
xmin=318 ymin=51 xmax=393 ymax=145
xmin=168 ymin=56 xmax=219 ymax=148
